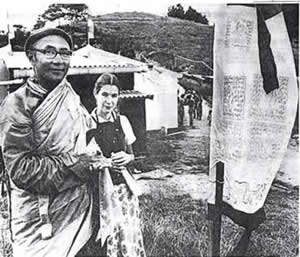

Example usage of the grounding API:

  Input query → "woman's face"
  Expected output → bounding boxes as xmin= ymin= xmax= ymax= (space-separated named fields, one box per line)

xmin=95 ymin=84 xmax=119 ymax=115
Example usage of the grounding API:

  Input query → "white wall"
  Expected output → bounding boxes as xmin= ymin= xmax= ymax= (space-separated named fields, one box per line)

xmin=0 ymin=59 xmax=9 ymax=105
xmin=135 ymin=68 xmax=184 ymax=131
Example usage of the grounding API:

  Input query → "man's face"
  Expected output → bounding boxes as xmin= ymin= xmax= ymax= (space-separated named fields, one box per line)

xmin=29 ymin=35 xmax=71 ymax=87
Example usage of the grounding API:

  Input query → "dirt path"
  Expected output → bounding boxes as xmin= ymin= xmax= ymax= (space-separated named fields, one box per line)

xmin=135 ymin=117 xmax=212 ymax=201
xmin=135 ymin=114 xmax=299 ymax=200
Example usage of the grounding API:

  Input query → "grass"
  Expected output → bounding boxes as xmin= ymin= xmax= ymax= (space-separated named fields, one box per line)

xmin=93 ymin=12 xmax=214 ymax=75
xmin=137 ymin=134 xmax=298 ymax=257
xmin=140 ymin=194 xmax=208 ymax=257
xmin=139 ymin=185 xmax=298 ymax=257
xmin=1 ymin=187 xmax=296 ymax=257
xmin=0 ymin=134 xmax=298 ymax=257
xmin=247 ymin=186 xmax=299 ymax=257
xmin=134 ymin=131 xmax=179 ymax=172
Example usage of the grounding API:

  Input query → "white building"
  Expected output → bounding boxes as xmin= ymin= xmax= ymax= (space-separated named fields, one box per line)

xmin=135 ymin=67 xmax=184 ymax=131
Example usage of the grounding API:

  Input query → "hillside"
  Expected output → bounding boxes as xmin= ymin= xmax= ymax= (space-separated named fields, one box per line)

xmin=1 ymin=10 xmax=297 ymax=76
xmin=92 ymin=12 xmax=214 ymax=75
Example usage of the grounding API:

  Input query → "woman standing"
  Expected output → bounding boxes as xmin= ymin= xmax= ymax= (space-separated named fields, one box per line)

xmin=87 ymin=73 xmax=146 ymax=257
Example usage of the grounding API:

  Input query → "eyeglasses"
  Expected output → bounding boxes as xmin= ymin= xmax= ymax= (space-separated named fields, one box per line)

xmin=31 ymin=48 xmax=72 ymax=59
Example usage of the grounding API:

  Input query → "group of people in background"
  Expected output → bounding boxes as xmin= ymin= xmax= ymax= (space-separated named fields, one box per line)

xmin=178 ymin=90 xmax=210 ymax=128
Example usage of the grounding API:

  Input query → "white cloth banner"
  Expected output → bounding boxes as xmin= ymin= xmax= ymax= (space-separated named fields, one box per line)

xmin=208 ymin=6 xmax=298 ymax=213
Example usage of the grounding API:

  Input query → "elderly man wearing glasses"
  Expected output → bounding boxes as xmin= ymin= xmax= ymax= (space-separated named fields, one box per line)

xmin=0 ymin=28 xmax=109 ymax=257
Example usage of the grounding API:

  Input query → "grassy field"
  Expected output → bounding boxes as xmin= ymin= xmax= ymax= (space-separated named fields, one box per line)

xmin=138 ymin=185 xmax=298 ymax=257
xmin=137 ymin=133 xmax=299 ymax=257
xmin=0 ymin=186 xmax=297 ymax=257
xmin=0 ymin=133 xmax=298 ymax=257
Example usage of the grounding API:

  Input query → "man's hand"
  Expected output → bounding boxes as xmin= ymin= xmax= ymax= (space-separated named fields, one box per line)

xmin=111 ymin=151 xmax=134 ymax=167
xmin=75 ymin=154 xmax=111 ymax=173
xmin=90 ymin=156 xmax=112 ymax=171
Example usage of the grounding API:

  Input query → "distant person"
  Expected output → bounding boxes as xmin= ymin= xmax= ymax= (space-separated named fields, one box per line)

xmin=178 ymin=94 xmax=185 ymax=126
xmin=193 ymin=93 xmax=199 ymax=119
xmin=196 ymin=96 xmax=203 ymax=120
xmin=208 ymin=109 xmax=212 ymax=126
xmin=186 ymin=94 xmax=195 ymax=127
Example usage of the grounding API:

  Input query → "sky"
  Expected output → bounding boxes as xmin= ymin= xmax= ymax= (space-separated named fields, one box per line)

xmin=0 ymin=0 xmax=290 ymax=31
xmin=0 ymin=0 xmax=247 ymax=30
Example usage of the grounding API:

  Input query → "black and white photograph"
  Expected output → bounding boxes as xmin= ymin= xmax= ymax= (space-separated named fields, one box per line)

xmin=0 ymin=1 xmax=298 ymax=257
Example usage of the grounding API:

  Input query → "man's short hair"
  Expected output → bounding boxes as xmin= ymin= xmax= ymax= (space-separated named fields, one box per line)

xmin=24 ymin=28 xmax=73 ymax=56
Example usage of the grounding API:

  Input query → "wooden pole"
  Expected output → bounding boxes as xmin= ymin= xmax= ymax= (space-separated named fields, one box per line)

xmin=208 ymin=161 xmax=224 ymax=257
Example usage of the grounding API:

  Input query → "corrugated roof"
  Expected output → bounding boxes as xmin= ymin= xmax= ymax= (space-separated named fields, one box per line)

xmin=74 ymin=44 xmax=145 ymax=68
xmin=0 ymin=44 xmax=148 ymax=78
xmin=119 ymin=90 xmax=153 ymax=100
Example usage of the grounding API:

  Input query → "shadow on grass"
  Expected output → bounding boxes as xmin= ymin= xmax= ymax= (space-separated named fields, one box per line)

xmin=135 ymin=130 xmax=209 ymax=175
xmin=140 ymin=194 xmax=208 ymax=257
xmin=135 ymin=132 xmax=179 ymax=172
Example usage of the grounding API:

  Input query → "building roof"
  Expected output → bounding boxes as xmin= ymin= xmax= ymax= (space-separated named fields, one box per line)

xmin=119 ymin=90 xmax=153 ymax=100
xmin=0 ymin=78 xmax=153 ymax=100
xmin=0 ymin=44 xmax=148 ymax=78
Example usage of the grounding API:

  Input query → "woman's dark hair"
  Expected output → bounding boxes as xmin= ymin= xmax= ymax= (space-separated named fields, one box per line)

xmin=93 ymin=73 xmax=121 ymax=96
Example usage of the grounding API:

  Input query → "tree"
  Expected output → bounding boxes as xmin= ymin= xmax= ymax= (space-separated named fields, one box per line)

xmin=184 ymin=6 xmax=209 ymax=25
xmin=11 ymin=25 xmax=30 ymax=51
xmin=33 ymin=3 xmax=88 ymax=30
xmin=168 ymin=4 xmax=185 ymax=19
xmin=34 ymin=16 xmax=46 ymax=30
xmin=167 ymin=4 xmax=209 ymax=25
xmin=119 ymin=39 xmax=136 ymax=59
xmin=32 ymin=4 xmax=89 ymax=49
xmin=0 ymin=34 xmax=8 ymax=48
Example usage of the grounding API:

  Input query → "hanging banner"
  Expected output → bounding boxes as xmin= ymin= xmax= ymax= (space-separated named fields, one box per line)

xmin=208 ymin=5 xmax=298 ymax=214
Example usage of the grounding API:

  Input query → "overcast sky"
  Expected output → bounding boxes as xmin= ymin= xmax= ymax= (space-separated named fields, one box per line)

xmin=0 ymin=0 xmax=281 ymax=30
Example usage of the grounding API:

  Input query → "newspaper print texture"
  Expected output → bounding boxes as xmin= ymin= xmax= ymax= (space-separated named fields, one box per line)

xmin=208 ymin=6 xmax=298 ymax=213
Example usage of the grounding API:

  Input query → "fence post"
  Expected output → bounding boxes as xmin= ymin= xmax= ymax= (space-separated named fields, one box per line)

xmin=208 ymin=161 xmax=224 ymax=257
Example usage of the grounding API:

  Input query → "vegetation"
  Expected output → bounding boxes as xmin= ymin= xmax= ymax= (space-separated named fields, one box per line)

xmin=33 ymin=3 xmax=88 ymax=30
xmin=0 ymin=4 xmax=297 ymax=75
xmin=168 ymin=4 xmax=209 ymax=25
xmin=0 ymin=181 xmax=298 ymax=257
xmin=168 ymin=4 xmax=185 ymax=20
xmin=0 ymin=113 xmax=298 ymax=257
xmin=139 ymin=133 xmax=299 ymax=257
xmin=92 ymin=12 xmax=214 ymax=74
xmin=139 ymin=185 xmax=298 ymax=257
xmin=10 ymin=25 xmax=30 ymax=51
